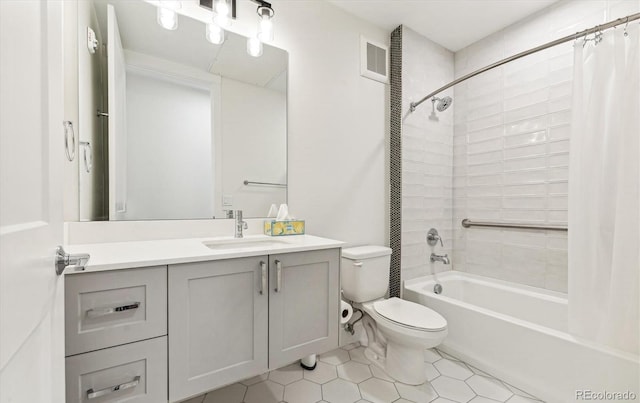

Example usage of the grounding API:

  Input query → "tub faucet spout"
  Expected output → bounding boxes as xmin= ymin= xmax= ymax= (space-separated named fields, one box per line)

xmin=430 ymin=253 xmax=450 ymax=265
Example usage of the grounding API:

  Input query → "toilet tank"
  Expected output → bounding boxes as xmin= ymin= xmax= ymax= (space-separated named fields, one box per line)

xmin=341 ymin=246 xmax=392 ymax=303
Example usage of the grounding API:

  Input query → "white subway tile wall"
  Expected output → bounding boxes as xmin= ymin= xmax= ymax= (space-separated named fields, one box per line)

xmin=401 ymin=27 xmax=455 ymax=282
xmin=452 ymin=0 xmax=640 ymax=292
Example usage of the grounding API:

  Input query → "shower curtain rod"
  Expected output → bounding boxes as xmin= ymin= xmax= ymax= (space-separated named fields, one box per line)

xmin=409 ymin=12 xmax=640 ymax=112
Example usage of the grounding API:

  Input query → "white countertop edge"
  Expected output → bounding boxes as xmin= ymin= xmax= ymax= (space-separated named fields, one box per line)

xmin=65 ymin=234 xmax=345 ymax=274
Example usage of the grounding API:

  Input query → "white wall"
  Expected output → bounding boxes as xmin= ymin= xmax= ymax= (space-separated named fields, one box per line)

xmin=220 ymin=77 xmax=286 ymax=218
xmin=400 ymin=27 xmax=455 ymax=282
xmin=123 ymin=71 xmax=214 ymax=220
xmin=451 ymin=0 xmax=640 ymax=292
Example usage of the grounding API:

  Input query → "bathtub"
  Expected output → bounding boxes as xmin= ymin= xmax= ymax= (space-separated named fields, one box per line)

xmin=404 ymin=271 xmax=639 ymax=403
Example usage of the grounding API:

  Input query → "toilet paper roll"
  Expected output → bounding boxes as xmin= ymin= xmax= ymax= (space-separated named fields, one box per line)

xmin=340 ymin=300 xmax=353 ymax=324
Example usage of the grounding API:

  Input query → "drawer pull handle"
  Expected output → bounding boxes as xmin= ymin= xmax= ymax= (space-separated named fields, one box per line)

xmin=275 ymin=260 xmax=282 ymax=292
xmin=86 ymin=375 xmax=140 ymax=399
xmin=260 ymin=261 xmax=267 ymax=295
xmin=86 ymin=302 xmax=140 ymax=318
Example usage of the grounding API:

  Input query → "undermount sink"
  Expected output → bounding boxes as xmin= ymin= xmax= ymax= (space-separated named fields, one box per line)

xmin=202 ymin=237 xmax=291 ymax=250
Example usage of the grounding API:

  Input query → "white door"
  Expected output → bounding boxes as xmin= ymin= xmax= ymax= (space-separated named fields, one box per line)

xmin=0 ymin=1 xmax=65 ymax=402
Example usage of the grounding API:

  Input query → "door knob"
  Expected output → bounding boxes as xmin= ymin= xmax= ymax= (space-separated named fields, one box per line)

xmin=55 ymin=246 xmax=90 ymax=275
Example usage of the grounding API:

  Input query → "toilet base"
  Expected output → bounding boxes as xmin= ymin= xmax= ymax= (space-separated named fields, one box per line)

xmin=385 ymin=340 xmax=427 ymax=385
xmin=364 ymin=342 xmax=426 ymax=385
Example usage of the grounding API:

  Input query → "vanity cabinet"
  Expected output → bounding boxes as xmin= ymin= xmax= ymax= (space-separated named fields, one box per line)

xmin=168 ymin=256 xmax=269 ymax=402
xmin=65 ymin=246 xmax=340 ymax=403
xmin=168 ymin=248 xmax=340 ymax=402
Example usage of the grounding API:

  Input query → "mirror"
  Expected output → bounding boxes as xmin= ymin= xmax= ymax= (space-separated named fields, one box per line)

xmin=77 ymin=0 xmax=287 ymax=221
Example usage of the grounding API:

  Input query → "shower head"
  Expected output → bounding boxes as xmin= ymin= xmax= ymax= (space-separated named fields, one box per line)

xmin=428 ymin=96 xmax=453 ymax=121
xmin=433 ymin=96 xmax=453 ymax=112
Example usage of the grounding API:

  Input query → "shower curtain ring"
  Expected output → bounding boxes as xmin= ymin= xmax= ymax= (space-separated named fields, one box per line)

xmin=623 ymin=17 xmax=629 ymax=37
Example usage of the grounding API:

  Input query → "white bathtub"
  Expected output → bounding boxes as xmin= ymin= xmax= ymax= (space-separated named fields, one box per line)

xmin=404 ymin=271 xmax=639 ymax=403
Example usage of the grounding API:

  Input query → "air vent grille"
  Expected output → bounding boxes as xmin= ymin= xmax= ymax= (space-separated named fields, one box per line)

xmin=361 ymin=36 xmax=388 ymax=83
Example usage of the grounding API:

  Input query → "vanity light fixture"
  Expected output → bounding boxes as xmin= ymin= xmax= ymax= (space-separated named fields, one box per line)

xmin=247 ymin=0 xmax=273 ymax=57
xmin=213 ymin=0 xmax=232 ymax=28
xmin=256 ymin=1 xmax=274 ymax=43
xmin=157 ymin=0 xmax=181 ymax=31
xmin=199 ymin=0 xmax=274 ymax=57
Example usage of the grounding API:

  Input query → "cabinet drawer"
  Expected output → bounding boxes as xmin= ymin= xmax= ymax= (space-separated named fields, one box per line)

xmin=66 ymin=336 xmax=167 ymax=403
xmin=65 ymin=266 xmax=167 ymax=356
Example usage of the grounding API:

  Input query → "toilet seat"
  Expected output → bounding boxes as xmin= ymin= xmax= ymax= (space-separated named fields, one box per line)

xmin=373 ymin=298 xmax=447 ymax=332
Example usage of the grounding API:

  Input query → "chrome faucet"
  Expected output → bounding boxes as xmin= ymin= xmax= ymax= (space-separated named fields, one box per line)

xmin=430 ymin=253 xmax=450 ymax=265
xmin=234 ymin=210 xmax=248 ymax=238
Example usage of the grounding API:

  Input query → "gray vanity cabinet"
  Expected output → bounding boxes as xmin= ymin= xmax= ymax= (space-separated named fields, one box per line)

xmin=268 ymin=249 xmax=340 ymax=369
xmin=168 ymin=256 xmax=269 ymax=403
xmin=168 ymin=248 xmax=340 ymax=401
xmin=66 ymin=247 xmax=341 ymax=402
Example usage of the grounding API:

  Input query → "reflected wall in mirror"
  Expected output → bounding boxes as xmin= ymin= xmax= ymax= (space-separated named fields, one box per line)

xmin=78 ymin=0 xmax=287 ymax=221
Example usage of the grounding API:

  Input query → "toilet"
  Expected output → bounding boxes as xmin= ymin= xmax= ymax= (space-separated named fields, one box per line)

xmin=341 ymin=246 xmax=447 ymax=385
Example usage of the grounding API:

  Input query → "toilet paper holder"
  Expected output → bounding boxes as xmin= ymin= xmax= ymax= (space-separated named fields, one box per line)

xmin=343 ymin=308 xmax=364 ymax=335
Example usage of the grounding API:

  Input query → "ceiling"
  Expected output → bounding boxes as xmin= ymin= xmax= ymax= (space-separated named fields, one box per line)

xmin=329 ymin=0 xmax=559 ymax=51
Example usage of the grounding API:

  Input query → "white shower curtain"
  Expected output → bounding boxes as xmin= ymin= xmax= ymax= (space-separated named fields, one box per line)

xmin=568 ymin=24 xmax=639 ymax=354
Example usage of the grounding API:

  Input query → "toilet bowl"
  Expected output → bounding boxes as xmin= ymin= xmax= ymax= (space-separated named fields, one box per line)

xmin=341 ymin=246 xmax=448 ymax=385
xmin=358 ymin=298 xmax=447 ymax=385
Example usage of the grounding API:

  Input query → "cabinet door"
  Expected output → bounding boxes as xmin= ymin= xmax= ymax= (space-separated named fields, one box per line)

xmin=169 ymin=257 xmax=269 ymax=402
xmin=269 ymin=249 xmax=340 ymax=369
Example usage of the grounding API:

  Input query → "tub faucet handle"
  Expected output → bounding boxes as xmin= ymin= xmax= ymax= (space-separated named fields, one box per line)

xmin=427 ymin=228 xmax=443 ymax=247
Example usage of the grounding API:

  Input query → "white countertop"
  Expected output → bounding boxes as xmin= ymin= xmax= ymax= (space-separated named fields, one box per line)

xmin=65 ymin=234 xmax=344 ymax=273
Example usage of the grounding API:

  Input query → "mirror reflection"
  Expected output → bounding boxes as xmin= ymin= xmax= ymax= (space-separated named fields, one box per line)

xmin=78 ymin=0 xmax=287 ymax=221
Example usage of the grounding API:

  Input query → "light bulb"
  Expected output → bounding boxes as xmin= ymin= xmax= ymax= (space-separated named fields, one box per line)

xmin=247 ymin=36 xmax=263 ymax=57
xmin=258 ymin=14 xmax=273 ymax=42
xmin=206 ymin=22 xmax=224 ymax=45
xmin=215 ymin=0 xmax=229 ymax=16
xmin=214 ymin=0 xmax=231 ymax=27
xmin=157 ymin=7 xmax=178 ymax=30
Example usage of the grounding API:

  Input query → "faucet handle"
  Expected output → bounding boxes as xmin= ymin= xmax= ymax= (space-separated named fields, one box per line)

xmin=243 ymin=221 xmax=248 ymax=229
xmin=427 ymin=228 xmax=443 ymax=247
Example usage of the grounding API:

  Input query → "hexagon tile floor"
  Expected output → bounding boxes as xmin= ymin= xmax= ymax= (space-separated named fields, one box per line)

xmin=181 ymin=344 xmax=544 ymax=403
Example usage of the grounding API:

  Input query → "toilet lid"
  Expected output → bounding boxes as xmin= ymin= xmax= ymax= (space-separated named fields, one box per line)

xmin=374 ymin=298 xmax=447 ymax=331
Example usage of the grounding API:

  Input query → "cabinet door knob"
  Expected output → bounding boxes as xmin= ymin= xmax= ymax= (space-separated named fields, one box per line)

xmin=260 ymin=261 xmax=267 ymax=295
xmin=275 ymin=260 xmax=282 ymax=292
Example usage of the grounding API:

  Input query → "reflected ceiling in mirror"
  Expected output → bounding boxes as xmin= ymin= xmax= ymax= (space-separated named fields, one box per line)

xmin=78 ymin=0 xmax=288 ymax=221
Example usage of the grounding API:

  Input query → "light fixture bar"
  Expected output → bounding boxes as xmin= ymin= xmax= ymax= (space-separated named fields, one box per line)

xmin=198 ymin=0 xmax=236 ymax=19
